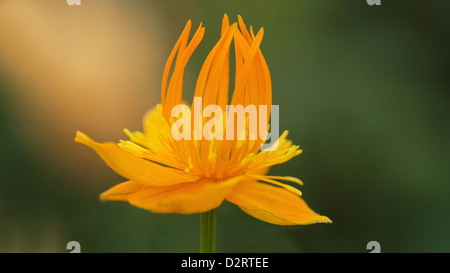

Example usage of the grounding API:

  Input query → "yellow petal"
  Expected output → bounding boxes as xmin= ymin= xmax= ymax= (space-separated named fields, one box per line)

xmin=128 ymin=176 xmax=243 ymax=214
xmin=141 ymin=106 xmax=156 ymax=133
xmin=100 ymin=181 xmax=144 ymax=202
xmin=226 ymin=180 xmax=331 ymax=225
xmin=249 ymin=166 xmax=269 ymax=176
xmin=74 ymin=131 xmax=199 ymax=187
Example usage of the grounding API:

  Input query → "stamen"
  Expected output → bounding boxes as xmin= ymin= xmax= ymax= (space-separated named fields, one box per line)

xmin=247 ymin=174 xmax=303 ymax=196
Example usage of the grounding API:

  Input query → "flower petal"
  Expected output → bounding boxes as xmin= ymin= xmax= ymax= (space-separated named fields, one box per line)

xmin=249 ymin=166 xmax=269 ymax=176
xmin=75 ymin=131 xmax=199 ymax=186
xmin=100 ymin=181 xmax=144 ymax=202
xmin=226 ymin=180 xmax=331 ymax=225
xmin=128 ymin=176 xmax=243 ymax=214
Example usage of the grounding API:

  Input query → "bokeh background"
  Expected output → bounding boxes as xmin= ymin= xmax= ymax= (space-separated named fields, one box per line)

xmin=0 ymin=0 xmax=449 ymax=252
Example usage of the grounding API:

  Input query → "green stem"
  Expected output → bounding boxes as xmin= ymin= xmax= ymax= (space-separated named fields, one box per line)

xmin=200 ymin=208 xmax=217 ymax=253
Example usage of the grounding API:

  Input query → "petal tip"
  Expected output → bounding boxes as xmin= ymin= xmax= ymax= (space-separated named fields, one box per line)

xmin=99 ymin=193 xmax=108 ymax=202
xmin=74 ymin=131 xmax=91 ymax=145
xmin=317 ymin=216 xmax=333 ymax=224
xmin=99 ymin=190 xmax=112 ymax=202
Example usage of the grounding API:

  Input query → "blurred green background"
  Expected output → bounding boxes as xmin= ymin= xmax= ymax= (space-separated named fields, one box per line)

xmin=0 ymin=0 xmax=449 ymax=252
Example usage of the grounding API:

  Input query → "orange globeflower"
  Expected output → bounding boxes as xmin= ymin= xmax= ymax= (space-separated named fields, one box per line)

xmin=75 ymin=15 xmax=331 ymax=228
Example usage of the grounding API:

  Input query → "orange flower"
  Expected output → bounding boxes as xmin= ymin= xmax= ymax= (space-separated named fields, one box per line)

xmin=75 ymin=15 xmax=331 ymax=225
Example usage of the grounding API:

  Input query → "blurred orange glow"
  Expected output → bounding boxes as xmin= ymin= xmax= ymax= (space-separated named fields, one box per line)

xmin=0 ymin=0 xmax=167 ymax=188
